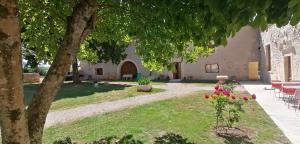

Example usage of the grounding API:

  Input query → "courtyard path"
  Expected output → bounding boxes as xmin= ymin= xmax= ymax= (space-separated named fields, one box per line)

xmin=45 ymin=83 xmax=212 ymax=128
xmin=242 ymin=81 xmax=300 ymax=144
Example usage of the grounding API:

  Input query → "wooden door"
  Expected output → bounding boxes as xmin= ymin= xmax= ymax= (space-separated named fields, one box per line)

xmin=248 ymin=62 xmax=259 ymax=80
xmin=173 ymin=62 xmax=181 ymax=79
xmin=121 ymin=61 xmax=137 ymax=78
xmin=284 ymin=56 xmax=292 ymax=81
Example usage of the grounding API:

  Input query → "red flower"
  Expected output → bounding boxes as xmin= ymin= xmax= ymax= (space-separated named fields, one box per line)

xmin=218 ymin=88 xmax=224 ymax=92
xmin=204 ymin=94 xmax=209 ymax=99
xmin=224 ymin=90 xmax=230 ymax=96
xmin=243 ymin=96 xmax=248 ymax=101
xmin=214 ymin=90 xmax=220 ymax=95
xmin=214 ymin=85 xmax=219 ymax=90
xmin=231 ymin=96 xmax=236 ymax=100
xmin=251 ymin=94 xmax=256 ymax=100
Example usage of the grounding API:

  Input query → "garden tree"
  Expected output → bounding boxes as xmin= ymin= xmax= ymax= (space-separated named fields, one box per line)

xmin=22 ymin=47 xmax=39 ymax=72
xmin=0 ymin=0 xmax=30 ymax=143
xmin=20 ymin=0 xmax=129 ymax=83
xmin=1 ymin=0 xmax=300 ymax=143
xmin=81 ymin=39 xmax=128 ymax=64
xmin=1 ymin=0 xmax=98 ymax=143
xmin=21 ymin=27 xmax=54 ymax=73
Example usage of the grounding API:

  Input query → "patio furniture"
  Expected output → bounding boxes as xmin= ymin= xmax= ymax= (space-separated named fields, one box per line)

xmin=281 ymin=85 xmax=297 ymax=108
xmin=122 ymin=74 xmax=133 ymax=80
xmin=271 ymin=81 xmax=283 ymax=98
xmin=272 ymin=82 xmax=300 ymax=85
xmin=283 ymin=86 xmax=300 ymax=89
xmin=294 ymin=89 xmax=300 ymax=112
xmin=136 ymin=73 xmax=142 ymax=81
xmin=282 ymin=85 xmax=297 ymax=95
xmin=272 ymin=82 xmax=300 ymax=97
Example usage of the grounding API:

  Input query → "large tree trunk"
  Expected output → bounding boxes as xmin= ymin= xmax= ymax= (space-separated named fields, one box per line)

xmin=0 ymin=0 xmax=30 ymax=143
xmin=72 ymin=57 xmax=81 ymax=83
xmin=26 ymin=0 xmax=98 ymax=143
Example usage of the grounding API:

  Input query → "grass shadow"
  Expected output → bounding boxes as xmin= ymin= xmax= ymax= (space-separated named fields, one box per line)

xmin=24 ymin=82 xmax=131 ymax=105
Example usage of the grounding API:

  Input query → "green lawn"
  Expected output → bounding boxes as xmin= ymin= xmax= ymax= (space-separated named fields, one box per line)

xmin=107 ymin=80 xmax=169 ymax=85
xmin=43 ymin=91 xmax=289 ymax=144
xmin=110 ymin=80 xmax=219 ymax=87
xmin=24 ymin=82 xmax=164 ymax=111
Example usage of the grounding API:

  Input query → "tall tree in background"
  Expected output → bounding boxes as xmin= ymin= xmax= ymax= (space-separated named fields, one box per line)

xmin=1 ymin=0 xmax=300 ymax=143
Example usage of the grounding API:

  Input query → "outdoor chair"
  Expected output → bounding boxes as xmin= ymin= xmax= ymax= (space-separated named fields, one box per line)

xmin=271 ymin=80 xmax=282 ymax=98
xmin=282 ymin=84 xmax=297 ymax=95
xmin=281 ymin=84 xmax=298 ymax=108
xmin=282 ymin=87 xmax=296 ymax=108
xmin=294 ymin=89 xmax=300 ymax=112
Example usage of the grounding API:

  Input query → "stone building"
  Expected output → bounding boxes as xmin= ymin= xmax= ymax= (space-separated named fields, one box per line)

xmin=80 ymin=26 xmax=262 ymax=81
xmin=259 ymin=23 xmax=300 ymax=82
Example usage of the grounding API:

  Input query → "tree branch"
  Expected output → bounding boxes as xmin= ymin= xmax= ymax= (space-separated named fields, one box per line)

xmin=26 ymin=0 xmax=99 ymax=143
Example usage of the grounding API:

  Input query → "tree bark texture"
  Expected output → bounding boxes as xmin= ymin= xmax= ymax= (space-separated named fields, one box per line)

xmin=26 ymin=0 xmax=98 ymax=143
xmin=0 ymin=0 xmax=30 ymax=143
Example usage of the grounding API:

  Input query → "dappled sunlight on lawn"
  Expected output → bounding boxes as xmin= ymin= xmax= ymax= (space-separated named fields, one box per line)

xmin=24 ymin=82 xmax=164 ymax=111
xmin=43 ymin=91 xmax=289 ymax=144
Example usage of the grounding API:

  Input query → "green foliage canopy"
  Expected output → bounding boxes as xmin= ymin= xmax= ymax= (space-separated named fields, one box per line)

xmin=19 ymin=0 xmax=300 ymax=71
xmin=77 ymin=38 xmax=129 ymax=64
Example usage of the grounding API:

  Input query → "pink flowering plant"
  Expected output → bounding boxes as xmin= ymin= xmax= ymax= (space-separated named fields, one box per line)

xmin=205 ymin=85 xmax=256 ymax=132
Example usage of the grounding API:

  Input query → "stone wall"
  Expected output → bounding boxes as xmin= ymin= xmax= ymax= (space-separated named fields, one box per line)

xmin=260 ymin=23 xmax=300 ymax=82
xmin=80 ymin=26 xmax=261 ymax=81
xmin=80 ymin=45 xmax=153 ymax=80
xmin=181 ymin=26 xmax=260 ymax=81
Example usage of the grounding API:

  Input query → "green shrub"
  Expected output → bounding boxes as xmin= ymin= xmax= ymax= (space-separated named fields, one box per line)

xmin=94 ymin=135 xmax=142 ymax=144
xmin=154 ymin=133 xmax=195 ymax=144
xmin=38 ymin=67 xmax=49 ymax=76
xmin=54 ymin=135 xmax=142 ymax=144
xmin=53 ymin=133 xmax=193 ymax=144
xmin=137 ymin=77 xmax=151 ymax=85
xmin=53 ymin=137 xmax=72 ymax=144
xmin=222 ymin=80 xmax=240 ymax=92
xmin=23 ymin=67 xmax=36 ymax=73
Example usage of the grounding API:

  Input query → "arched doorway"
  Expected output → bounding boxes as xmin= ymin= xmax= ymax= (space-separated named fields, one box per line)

xmin=120 ymin=61 xmax=138 ymax=79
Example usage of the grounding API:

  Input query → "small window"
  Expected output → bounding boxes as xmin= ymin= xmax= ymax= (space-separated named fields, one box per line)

xmin=95 ymin=68 xmax=103 ymax=75
xmin=205 ymin=64 xmax=219 ymax=73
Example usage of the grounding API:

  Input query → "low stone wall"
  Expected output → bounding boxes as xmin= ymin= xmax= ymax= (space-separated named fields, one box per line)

xmin=23 ymin=73 xmax=40 ymax=83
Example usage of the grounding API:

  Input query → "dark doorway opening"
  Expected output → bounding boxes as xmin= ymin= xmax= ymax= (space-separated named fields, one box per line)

xmin=173 ymin=62 xmax=181 ymax=79
xmin=284 ymin=56 xmax=292 ymax=81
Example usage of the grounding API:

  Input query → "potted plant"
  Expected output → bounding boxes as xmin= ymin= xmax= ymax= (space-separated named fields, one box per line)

xmin=137 ymin=77 xmax=152 ymax=92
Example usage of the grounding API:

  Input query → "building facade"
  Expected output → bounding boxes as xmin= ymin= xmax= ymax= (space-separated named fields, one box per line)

xmin=80 ymin=26 xmax=262 ymax=81
xmin=259 ymin=23 xmax=300 ymax=83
